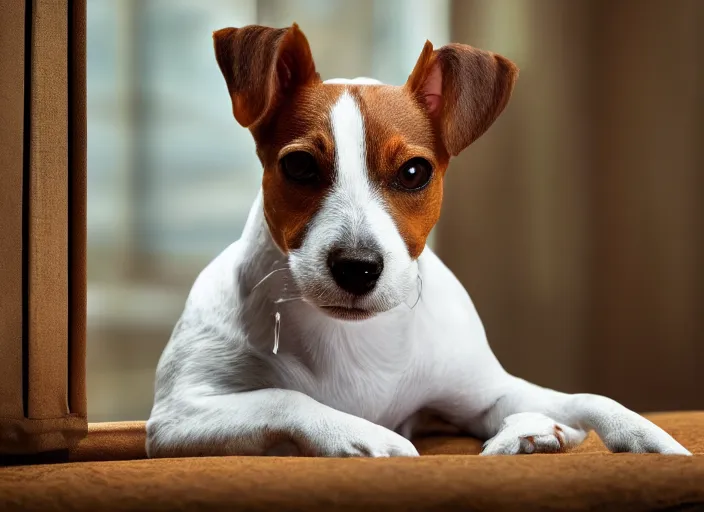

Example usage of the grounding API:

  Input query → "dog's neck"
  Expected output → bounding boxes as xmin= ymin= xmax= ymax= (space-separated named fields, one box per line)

xmin=233 ymin=189 xmax=421 ymax=362
xmin=237 ymin=189 xmax=288 ymax=295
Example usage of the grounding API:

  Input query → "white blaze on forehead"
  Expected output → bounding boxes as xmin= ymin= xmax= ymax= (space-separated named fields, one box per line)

xmin=330 ymin=91 xmax=369 ymax=200
xmin=326 ymin=90 xmax=411 ymax=266
xmin=324 ymin=77 xmax=384 ymax=85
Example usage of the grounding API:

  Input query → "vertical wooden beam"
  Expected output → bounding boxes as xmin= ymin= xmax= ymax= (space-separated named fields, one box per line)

xmin=69 ymin=0 xmax=88 ymax=418
xmin=1 ymin=0 xmax=86 ymax=455
xmin=27 ymin=0 xmax=69 ymax=420
xmin=0 ymin=0 xmax=26 ymax=420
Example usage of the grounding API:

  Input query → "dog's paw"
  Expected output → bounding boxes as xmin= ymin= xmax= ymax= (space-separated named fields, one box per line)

xmin=600 ymin=414 xmax=691 ymax=455
xmin=481 ymin=412 xmax=587 ymax=456
xmin=302 ymin=414 xmax=420 ymax=458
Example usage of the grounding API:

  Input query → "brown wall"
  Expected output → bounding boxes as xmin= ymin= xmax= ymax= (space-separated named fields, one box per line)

xmin=436 ymin=0 xmax=704 ymax=412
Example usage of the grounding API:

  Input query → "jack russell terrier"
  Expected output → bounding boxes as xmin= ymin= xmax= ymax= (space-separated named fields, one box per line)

xmin=146 ymin=24 xmax=690 ymax=458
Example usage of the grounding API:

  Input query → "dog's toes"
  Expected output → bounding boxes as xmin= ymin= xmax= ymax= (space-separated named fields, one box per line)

xmin=519 ymin=427 xmax=565 ymax=454
xmin=480 ymin=435 xmax=520 ymax=456
xmin=481 ymin=431 xmax=562 ymax=456
xmin=480 ymin=413 xmax=585 ymax=456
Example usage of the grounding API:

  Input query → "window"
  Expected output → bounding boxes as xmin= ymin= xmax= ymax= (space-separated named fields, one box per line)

xmin=87 ymin=0 xmax=449 ymax=421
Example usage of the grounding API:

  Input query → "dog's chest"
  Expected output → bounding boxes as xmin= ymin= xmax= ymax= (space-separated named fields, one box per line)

xmin=275 ymin=319 xmax=425 ymax=429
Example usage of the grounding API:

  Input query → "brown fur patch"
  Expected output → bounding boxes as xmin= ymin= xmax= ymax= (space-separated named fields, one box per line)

xmin=406 ymin=42 xmax=519 ymax=157
xmin=256 ymin=84 xmax=345 ymax=252
xmin=214 ymin=24 xmax=344 ymax=252
xmin=353 ymin=86 xmax=449 ymax=259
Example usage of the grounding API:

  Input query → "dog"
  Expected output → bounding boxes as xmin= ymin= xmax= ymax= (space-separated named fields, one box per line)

xmin=145 ymin=23 xmax=690 ymax=458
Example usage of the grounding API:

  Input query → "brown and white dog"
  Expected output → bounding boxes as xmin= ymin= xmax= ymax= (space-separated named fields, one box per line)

xmin=145 ymin=24 xmax=690 ymax=458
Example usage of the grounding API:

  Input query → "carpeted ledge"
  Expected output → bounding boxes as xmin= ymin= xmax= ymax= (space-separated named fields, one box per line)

xmin=1 ymin=412 xmax=703 ymax=512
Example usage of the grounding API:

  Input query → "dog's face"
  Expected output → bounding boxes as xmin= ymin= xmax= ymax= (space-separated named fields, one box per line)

xmin=214 ymin=24 xmax=518 ymax=320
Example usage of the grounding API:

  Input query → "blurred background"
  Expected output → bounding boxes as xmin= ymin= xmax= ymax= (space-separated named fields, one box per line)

xmin=86 ymin=0 xmax=703 ymax=422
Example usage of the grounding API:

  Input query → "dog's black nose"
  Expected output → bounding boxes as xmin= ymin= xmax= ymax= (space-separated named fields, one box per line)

xmin=327 ymin=248 xmax=384 ymax=296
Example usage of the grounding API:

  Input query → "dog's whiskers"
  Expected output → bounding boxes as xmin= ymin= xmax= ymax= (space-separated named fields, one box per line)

xmin=274 ymin=296 xmax=306 ymax=304
xmin=272 ymin=311 xmax=281 ymax=354
xmin=277 ymin=274 xmax=423 ymax=312
xmin=252 ymin=266 xmax=290 ymax=292
xmin=274 ymin=296 xmax=350 ymax=308
xmin=405 ymin=274 xmax=423 ymax=310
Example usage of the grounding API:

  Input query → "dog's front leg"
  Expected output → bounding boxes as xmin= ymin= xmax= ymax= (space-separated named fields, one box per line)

xmin=441 ymin=367 xmax=691 ymax=455
xmin=146 ymin=388 xmax=419 ymax=458
xmin=447 ymin=375 xmax=691 ymax=456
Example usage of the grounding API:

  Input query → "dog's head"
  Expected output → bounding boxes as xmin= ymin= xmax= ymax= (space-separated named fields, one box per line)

xmin=214 ymin=24 xmax=518 ymax=321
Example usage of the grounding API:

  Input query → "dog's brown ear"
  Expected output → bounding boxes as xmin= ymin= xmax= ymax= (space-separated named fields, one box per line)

xmin=213 ymin=24 xmax=320 ymax=128
xmin=406 ymin=41 xmax=518 ymax=157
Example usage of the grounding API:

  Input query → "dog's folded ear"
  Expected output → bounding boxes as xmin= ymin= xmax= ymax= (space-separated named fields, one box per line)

xmin=405 ymin=41 xmax=519 ymax=157
xmin=213 ymin=24 xmax=320 ymax=128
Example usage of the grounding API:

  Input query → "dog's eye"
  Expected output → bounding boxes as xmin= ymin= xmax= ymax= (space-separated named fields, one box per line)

xmin=395 ymin=158 xmax=433 ymax=191
xmin=280 ymin=151 xmax=319 ymax=183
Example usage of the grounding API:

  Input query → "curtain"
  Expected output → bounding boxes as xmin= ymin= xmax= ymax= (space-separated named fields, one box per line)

xmin=436 ymin=0 xmax=704 ymax=412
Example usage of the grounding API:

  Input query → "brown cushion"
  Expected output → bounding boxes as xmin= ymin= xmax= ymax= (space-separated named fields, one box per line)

xmin=1 ymin=412 xmax=702 ymax=511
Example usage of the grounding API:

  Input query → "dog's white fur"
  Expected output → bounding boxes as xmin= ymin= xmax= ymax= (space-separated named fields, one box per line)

xmin=146 ymin=81 xmax=690 ymax=458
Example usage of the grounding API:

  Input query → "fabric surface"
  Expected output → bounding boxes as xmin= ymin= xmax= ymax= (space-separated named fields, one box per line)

xmin=0 ymin=0 xmax=26 ymax=424
xmin=68 ymin=0 xmax=88 ymax=421
xmin=2 ymin=453 xmax=703 ymax=512
xmin=70 ymin=422 xmax=147 ymax=463
xmin=27 ymin=0 xmax=70 ymax=423
xmin=0 ymin=0 xmax=88 ymax=455
xmin=67 ymin=411 xmax=704 ymax=462
xmin=0 ymin=412 xmax=701 ymax=511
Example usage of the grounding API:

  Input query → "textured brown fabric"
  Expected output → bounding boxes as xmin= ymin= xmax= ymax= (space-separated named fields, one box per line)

xmin=1 ymin=454 xmax=703 ymax=512
xmin=0 ymin=416 xmax=87 ymax=457
xmin=0 ymin=0 xmax=87 ymax=455
xmin=68 ymin=0 xmax=88 ymax=420
xmin=0 ymin=0 xmax=26 ymax=422
xmin=68 ymin=412 xmax=704 ymax=463
xmin=70 ymin=422 xmax=148 ymax=463
xmin=27 ymin=0 xmax=70 ymax=422
xmin=0 ymin=412 xmax=702 ymax=512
